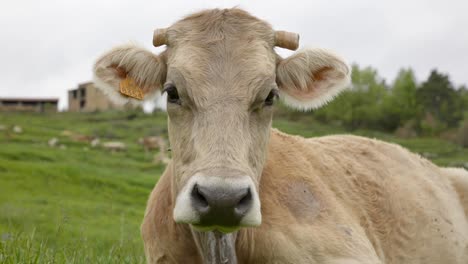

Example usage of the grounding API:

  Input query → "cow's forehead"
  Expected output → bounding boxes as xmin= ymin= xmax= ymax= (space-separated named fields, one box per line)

xmin=168 ymin=43 xmax=276 ymax=81
xmin=166 ymin=44 xmax=276 ymax=108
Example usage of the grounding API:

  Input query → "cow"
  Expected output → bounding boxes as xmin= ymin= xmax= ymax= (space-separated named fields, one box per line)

xmin=93 ymin=8 xmax=468 ymax=264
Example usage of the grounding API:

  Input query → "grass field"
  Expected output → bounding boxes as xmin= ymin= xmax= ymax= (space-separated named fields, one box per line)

xmin=1 ymin=110 xmax=467 ymax=263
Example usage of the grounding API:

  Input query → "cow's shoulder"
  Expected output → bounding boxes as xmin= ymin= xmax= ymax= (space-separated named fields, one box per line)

xmin=256 ymin=130 xmax=382 ymax=262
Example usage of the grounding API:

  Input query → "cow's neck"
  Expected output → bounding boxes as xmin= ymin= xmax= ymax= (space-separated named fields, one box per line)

xmin=191 ymin=229 xmax=238 ymax=264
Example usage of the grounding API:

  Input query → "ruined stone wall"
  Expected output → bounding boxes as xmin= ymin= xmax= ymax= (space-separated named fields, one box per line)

xmin=68 ymin=83 xmax=124 ymax=112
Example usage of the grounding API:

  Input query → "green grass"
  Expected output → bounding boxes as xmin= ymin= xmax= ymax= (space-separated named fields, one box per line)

xmin=0 ymin=111 xmax=166 ymax=263
xmin=0 ymin=110 xmax=467 ymax=263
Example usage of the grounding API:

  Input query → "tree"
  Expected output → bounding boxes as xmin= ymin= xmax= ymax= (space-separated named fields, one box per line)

xmin=314 ymin=64 xmax=388 ymax=130
xmin=417 ymin=69 xmax=461 ymax=127
xmin=381 ymin=68 xmax=420 ymax=130
xmin=455 ymin=85 xmax=468 ymax=119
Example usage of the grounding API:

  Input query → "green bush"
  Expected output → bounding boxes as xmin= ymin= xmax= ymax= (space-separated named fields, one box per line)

xmin=457 ymin=119 xmax=468 ymax=148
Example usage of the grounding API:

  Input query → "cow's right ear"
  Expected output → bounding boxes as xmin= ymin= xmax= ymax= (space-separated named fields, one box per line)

xmin=93 ymin=44 xmax=166 ymax=106
xmin=276 ymin=48 xmax=350 ymax=111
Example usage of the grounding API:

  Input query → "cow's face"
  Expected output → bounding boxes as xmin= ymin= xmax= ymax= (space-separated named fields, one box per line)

xmin=93 ymin=9 xmax=350 ymax=232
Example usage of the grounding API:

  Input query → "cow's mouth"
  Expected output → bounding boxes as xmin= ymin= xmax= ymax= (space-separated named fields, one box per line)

xmin=191 ymin=224 xmax=240 ymax=234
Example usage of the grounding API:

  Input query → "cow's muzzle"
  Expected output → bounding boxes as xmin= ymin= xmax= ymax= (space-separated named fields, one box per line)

xmin=191 ymin=183 xmax=252 ymax=227
xmin=173 ymin=174 xmax=261 ymax=232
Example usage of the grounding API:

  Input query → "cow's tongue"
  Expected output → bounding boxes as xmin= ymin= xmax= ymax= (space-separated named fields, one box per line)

xmin=192 ymin=229 xmax=238 ymax=264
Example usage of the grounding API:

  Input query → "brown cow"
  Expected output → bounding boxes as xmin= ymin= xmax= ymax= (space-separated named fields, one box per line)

xmin=93 ymin=8 xmax=468 ymax=264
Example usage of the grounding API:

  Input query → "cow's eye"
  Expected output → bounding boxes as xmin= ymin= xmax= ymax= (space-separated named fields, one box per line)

xmin=163 ymin=84 xmax=180 ymax=105
xmin=265 ymin=89 xmax=279 ymax=106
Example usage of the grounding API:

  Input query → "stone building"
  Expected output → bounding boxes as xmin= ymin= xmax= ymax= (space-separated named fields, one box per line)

xmin=68 ymin=82 xmax=124 ymax=112
xmin=0 ymin=97 xmax=58 ymax=112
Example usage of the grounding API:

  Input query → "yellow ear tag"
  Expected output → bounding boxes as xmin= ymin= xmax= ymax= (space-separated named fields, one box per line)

xmin=119 ymin=77 xmax=144 ymax=100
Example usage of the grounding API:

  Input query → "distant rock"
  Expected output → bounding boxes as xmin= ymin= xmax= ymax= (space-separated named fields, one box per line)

xmin=61 ymin=130 xmax=74 ymax=137
xmin=90 ymin=138 xmax=100 ymax=147
xmin=61 ymin=130 xmax=94 ymax=143
xmin=137 ymin=136 xmax=171 ymax=164
xmin=421 ymin=152 xmax=438 ymax=159
xmin=102 ymin=141 xmax=126 ymax=152
xmin=153 ymin=152 xmax=171 ymax=165
xmin=48 ymin=137 xmax=59 ymax=147
xmin=13 ymin=125 xmax=22 ymax=133
xmin=138 ymin=136 xmax=167 ymax=152
xmin=72 ymin=134 xmax=94 ymax=143
xmin=59 ymin=144 xmax=67 ymax=150
xmin=0 ymin=125 xmax=6 ymax=131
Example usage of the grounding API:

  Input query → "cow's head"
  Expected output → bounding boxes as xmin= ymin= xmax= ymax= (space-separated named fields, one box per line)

xmin=93 ymin=9 xmax=350 ymax=232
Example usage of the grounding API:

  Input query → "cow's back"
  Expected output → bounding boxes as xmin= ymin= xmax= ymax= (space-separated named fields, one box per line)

xmin=443 ymin=167 xmax=468 ymax=220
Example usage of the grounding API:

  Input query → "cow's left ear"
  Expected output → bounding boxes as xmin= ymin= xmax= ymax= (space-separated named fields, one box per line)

xmin=93 ymin=44 xmax=166 ymax=106
xmin=276 ymin=48 xmax=351 ymax=111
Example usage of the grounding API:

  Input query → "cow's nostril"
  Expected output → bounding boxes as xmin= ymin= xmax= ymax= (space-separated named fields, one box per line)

xmin=235 ymin=188 xmax=252 ymax=216
xmin=191 ymin=184 xmax=209 ymax=212
xmin=190 ymin=184 xmax=254 ymax=226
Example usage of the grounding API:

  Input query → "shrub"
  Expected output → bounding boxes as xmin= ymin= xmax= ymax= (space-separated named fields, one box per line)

xmin=457 ymin=119 xmax=468 ymax=148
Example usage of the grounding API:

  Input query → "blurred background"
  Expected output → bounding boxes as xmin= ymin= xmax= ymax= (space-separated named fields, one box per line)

xmin=0 ymin=0 xmax=467 ymax=263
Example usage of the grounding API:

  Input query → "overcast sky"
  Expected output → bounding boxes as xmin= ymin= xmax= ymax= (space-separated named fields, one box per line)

xmin=1 ymin=0 xmax=467 ymax=110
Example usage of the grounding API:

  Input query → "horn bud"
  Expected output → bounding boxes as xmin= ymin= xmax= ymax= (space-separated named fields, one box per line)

xmin=275 ymin=31 xmax=300 ymax=50
xmin=153 ymin=28 xmax=167 ymax=47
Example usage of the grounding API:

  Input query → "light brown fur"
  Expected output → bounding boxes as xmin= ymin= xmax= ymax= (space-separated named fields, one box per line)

xmin=92 ymin=8 xmax=468 ymax=264
xmin=443 ymin=168 xmax=468 ymax=220
xmin=142 ymin=130 xmax=468 ymax=263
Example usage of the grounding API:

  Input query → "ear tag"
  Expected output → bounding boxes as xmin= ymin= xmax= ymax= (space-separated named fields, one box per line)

xmin=119 ymin=77 xmax=144 ymax=100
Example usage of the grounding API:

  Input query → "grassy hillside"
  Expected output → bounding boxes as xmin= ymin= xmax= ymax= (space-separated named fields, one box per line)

xmin=0 ymin=111 xmax=167 ymax=263
xmin=0 ymin=111 xmax=467 ymax=263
